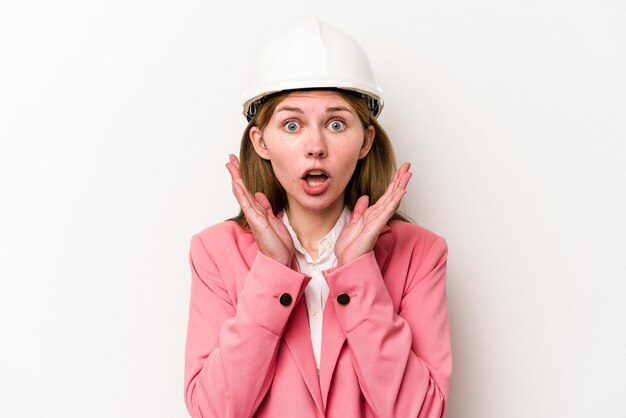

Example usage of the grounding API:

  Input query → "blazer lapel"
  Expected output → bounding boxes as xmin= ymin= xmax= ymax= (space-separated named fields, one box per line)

xmin=240 ymin=219 xmax=392 ymax=412
xmin=319 ymin=295 xmax=345 ymax=409
xmin=319 ymin=231 xmax=390 ymax=408
xmin=283 ymin=298 xmax=325 ymax=416
xmin=243 ymin=242 xmax=324 ymax=414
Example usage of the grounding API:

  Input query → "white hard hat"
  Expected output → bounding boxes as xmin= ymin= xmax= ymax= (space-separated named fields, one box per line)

xmin=241 ymin=17 xmax=384 ymax=121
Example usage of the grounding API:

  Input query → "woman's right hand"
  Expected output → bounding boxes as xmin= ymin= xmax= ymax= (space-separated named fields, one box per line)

xmin=226 ymin=154 xmax=295 ymax=266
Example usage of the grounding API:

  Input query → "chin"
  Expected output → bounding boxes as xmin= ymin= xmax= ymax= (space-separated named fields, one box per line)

xmin=291 ymin=193 xmax=345 ymax=214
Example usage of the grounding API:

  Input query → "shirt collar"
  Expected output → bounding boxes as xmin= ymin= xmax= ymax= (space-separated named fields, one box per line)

xmin=282 ymin=206 xmax=351 ymax=261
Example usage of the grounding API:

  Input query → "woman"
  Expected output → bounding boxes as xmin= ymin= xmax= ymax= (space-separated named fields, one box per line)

xmin=184 ymin=17 xmax=451 ymax=418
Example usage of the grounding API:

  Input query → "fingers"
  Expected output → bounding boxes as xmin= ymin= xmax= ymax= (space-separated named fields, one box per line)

xmin=256 ymin=191 xmax=286 ymax=240
xmin=380 ymin=163 xmax=410 ymax=203
xmin=229 ymin=172 xmax=255 ymax=209
xmin=255 ymin=191 xmax=296 ymax=260
xmin=390 ymin=162 xmax=410 ymax=191
xmin=376 ymin=163 xmax=410 ymax=207
xmin=363 ymin=162 xmax=412 ymax=225
xmin=388 ymin=163 xmax=411 ymax=208
xmin=226 ymin=154 xmax=243 ymax=182
xmin=227 ymin=155 xmax=293 ymax=264
xmin=396 ymin=162 xmax=411 ymax=191
xmin=227 ymin=155 xmax=268 ymax=225
xmin=229 ymin=153 xmax=240 ymax=169
xmin=226 ymin=155 xmax=255 ymax=203
xmin=231 ymin=181 xmax=257 ymax=215
xmin=256 ymin=192 xmax=286 ymax=232
xmin=351 ymin=195 xmax=369 ymax=223
xmin=256 ymin=192 xmax=295 ymax=251
xmin=254 ymin=192 xmax=273 ymax=215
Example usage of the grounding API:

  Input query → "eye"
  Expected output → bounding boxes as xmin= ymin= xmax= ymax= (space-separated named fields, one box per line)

xmin=328 ymin=120 xmax=345 ymax=131
xmin=284 ymin=121 xmax=300 ymax=132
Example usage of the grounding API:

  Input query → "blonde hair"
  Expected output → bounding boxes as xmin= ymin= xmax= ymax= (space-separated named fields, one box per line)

xmin=229 ymin=88 xmax=410 ymax=228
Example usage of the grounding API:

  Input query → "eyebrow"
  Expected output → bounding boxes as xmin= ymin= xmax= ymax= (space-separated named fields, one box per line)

xmin=326 ymin=106 xmax=353 ymax=114
xmin=275 ymin=105 xmax=354 ymax=114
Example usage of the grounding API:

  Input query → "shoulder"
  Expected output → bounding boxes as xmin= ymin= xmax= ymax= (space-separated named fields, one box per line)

xmin=190 ymin=220 xmax=255 ymax=259
xmin=379 ymin=220 xmax=448 ymax=267
xmin=386 ymin=220 xmax=446 ymax=250
xmin=380 ymin=221 xmax=448 ymax=290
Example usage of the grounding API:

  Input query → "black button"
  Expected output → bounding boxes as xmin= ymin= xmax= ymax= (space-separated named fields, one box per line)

xmin=337 ymin=293 xmax=350 ymax=306
xmin=279 ymin=293 xmax=292 ymax=306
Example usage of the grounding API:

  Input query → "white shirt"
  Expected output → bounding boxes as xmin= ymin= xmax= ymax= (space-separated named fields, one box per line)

xmin=282 ymin=206 xmax=351 ymax=375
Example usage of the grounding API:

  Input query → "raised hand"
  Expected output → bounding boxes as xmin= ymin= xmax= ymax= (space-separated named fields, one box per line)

xmin=226 ymin=154 xmax=295 ymax=266
xmin=334 ymin=162 xmax=412 ymax=267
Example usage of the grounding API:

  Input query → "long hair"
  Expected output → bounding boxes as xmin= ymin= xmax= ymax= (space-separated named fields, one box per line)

xmin=229 ymin=88 xmax=411 ymax=228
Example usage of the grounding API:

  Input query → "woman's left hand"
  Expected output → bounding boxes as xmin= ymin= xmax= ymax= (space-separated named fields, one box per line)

xmin=334 ymin=162 xmax=412 ymax=267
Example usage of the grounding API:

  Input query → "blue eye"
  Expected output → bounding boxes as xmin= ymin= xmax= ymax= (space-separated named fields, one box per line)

xmin=285 ymin=121 xmax=299 ymax=132
xmin=329 ymin=120 xmax=345 ymax=131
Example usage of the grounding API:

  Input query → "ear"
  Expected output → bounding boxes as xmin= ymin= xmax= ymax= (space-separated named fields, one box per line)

xmin=358 ymin=125 xmax=375 ymax=159
xmin=249 ymin=126 xmax=271 ymax=160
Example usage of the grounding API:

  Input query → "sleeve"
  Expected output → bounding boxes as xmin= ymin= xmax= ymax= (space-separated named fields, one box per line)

xmin=322 ymin=237 xmax=451 ymax=418
xmin=184 ymin=233 xmax=312 ymax=418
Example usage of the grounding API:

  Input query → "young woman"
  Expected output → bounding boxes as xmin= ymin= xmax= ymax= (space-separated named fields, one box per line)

xmin=184 ymin=17 xmax=452 ymax=418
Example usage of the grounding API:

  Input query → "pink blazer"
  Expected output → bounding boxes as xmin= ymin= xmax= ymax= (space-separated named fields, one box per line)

xmin=184 ymin=217 xmax=452 ymax=418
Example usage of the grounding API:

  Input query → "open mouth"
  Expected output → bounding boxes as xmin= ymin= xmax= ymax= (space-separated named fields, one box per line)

xmin=303 ymin=170 xmax=329 ymax=186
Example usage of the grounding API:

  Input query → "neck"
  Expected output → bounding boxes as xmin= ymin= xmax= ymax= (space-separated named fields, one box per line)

xmin=286 ymin=200 xmax=345 ymax=259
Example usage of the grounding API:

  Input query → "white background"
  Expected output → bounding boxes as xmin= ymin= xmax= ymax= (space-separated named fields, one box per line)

xmin=1 ymin=1 xmax=625 ymax=417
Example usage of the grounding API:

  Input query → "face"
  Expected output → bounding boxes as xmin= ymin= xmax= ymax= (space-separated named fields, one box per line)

xmin=249 ymin=90 xmax=375 ymax=216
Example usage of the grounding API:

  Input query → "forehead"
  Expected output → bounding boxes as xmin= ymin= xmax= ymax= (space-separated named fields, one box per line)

xmin=275 ymin=90 xmax=354 ymax=112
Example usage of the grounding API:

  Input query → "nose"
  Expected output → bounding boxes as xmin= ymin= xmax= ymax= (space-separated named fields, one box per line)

xmin=304 ymin=127 xmax=328 ymax=159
